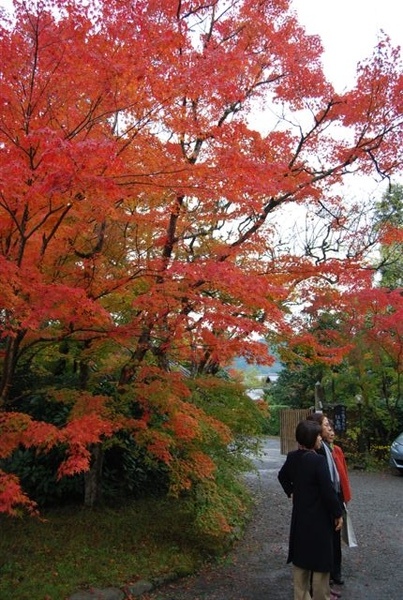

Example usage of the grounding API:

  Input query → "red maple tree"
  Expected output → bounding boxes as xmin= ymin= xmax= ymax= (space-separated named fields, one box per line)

xmin=0 ymin=0 xmax=402 ymax=514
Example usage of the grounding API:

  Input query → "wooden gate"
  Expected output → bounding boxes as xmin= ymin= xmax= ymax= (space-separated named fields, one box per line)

xmin=280 ymin=408 xmax=311 ymax=455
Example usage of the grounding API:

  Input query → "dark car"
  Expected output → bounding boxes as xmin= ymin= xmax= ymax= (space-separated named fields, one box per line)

xmin=390 ymin=432 xmax=403 ymax=474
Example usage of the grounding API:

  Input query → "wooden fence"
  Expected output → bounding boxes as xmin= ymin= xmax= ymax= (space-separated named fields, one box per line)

xmin=279 ymin=408 xmax=311 ymax=455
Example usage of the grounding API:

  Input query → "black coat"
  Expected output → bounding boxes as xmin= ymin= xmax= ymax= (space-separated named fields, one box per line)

xmin=278 ymin=449 xmax=343 ymax=573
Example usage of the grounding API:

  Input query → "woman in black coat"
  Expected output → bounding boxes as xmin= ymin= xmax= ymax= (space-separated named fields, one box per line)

xmin=278 ymin=420 xmax=343 ymax=600
xmin=307 ymin=412 xmax=347 ymax=587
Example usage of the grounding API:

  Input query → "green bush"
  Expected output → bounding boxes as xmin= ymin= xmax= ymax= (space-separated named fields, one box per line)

xmin=101 ymin=434 xmax=170 ymax=502
xmin=263 ymin=403 xmax=290 ymax=436
xmin=1 ymin=447 xmax=84 ymax=506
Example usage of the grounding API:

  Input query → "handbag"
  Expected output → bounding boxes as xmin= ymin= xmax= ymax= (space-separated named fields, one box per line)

xmin=341 ymin=506 xmax=358 ymax=548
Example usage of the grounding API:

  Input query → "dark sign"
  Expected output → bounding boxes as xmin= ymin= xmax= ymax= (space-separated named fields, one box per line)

xmin=333 ymin=404 xmax=347 ymax=433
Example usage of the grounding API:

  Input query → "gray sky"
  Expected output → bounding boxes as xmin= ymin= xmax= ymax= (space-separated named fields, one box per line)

xmin=292 ymin=0 xmax=403 ymax=90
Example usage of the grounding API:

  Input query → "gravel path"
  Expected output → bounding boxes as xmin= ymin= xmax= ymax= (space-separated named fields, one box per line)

xmin=143 ymin=436 xmax=403 ymax=600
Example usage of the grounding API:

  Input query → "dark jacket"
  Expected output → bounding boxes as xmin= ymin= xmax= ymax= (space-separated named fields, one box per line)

xmin=278 ymin=449 xmax=343 ymax=573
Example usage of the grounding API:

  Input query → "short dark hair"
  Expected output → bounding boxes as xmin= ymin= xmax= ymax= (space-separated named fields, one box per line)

xmin=307 ymin=412 xmax=326 ymax=426
xmin=296 ymin=419 xmax=321 ymax=449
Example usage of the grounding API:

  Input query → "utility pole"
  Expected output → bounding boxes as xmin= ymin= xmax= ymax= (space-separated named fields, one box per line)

xmin=314 ymin=381 xmax=324 ymax=412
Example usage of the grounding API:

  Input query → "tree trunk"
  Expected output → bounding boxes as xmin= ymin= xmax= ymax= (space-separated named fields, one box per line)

xmin=83 ymin=444 xmax=104 ymax=507
xmin=0 ymin=332 xmax=24 ymax=405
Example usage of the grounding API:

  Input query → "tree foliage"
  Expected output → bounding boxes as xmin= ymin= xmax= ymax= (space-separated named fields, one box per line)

xmin=272 ymin=280 xmax=403 ymax=443
xmin=1 ymin=0 xmax=402 ymax=514
xmin=374 ymin=183 xmax=403 ymax=289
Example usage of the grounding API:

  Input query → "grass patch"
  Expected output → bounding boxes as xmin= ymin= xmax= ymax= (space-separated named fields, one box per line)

xmin=0 ymin=497 xmax=231 ymax=600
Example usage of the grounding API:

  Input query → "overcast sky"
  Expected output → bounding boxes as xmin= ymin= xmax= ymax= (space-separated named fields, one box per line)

xmin=292 ymin=0 xmax=403 ymax=90
xmin=292 ymin=1 xmax=403 ymax=193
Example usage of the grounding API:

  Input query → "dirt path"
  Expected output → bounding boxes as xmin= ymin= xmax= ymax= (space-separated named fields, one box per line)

xmin=143 ymin=437 xmax=403 ymax=600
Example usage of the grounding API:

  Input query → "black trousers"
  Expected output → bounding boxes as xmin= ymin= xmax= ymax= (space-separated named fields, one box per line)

xmin=331 ymin=528 xmax=342 ymax=580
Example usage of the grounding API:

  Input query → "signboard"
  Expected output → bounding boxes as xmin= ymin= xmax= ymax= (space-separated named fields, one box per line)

xmin=333 ymin=404 xmax=347 ymax=433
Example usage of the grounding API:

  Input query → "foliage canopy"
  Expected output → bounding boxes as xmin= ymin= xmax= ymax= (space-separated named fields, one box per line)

xmin=0 ymin=0 xmax=402 ymax=514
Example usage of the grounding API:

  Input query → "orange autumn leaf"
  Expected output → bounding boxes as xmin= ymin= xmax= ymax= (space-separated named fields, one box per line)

xmin=0 ymin=0 xmax=402 ymax=513
xmin=0 ymin=471 xmax=37 ymax=516
xmin=165 ymin=412 xmax=201 ymax=442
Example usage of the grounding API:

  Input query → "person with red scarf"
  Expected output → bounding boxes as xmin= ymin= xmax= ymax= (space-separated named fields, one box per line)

xmin=307 ymin=413 xmax=352 ymax=594
xmin=330 ymin=427 xmax=352 ymax=505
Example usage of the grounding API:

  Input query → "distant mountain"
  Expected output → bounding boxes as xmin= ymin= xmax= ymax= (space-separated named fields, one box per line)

xmin=230 ymin=340 xmax=283 ymax=376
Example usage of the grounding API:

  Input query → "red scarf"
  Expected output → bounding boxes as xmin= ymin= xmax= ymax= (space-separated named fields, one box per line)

xmin=332 ymin=444 xmax=352 ymax=503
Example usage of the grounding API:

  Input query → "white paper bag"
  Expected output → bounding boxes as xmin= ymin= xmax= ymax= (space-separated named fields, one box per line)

xmin=341 ymin=507 xmax=358 ymax=548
